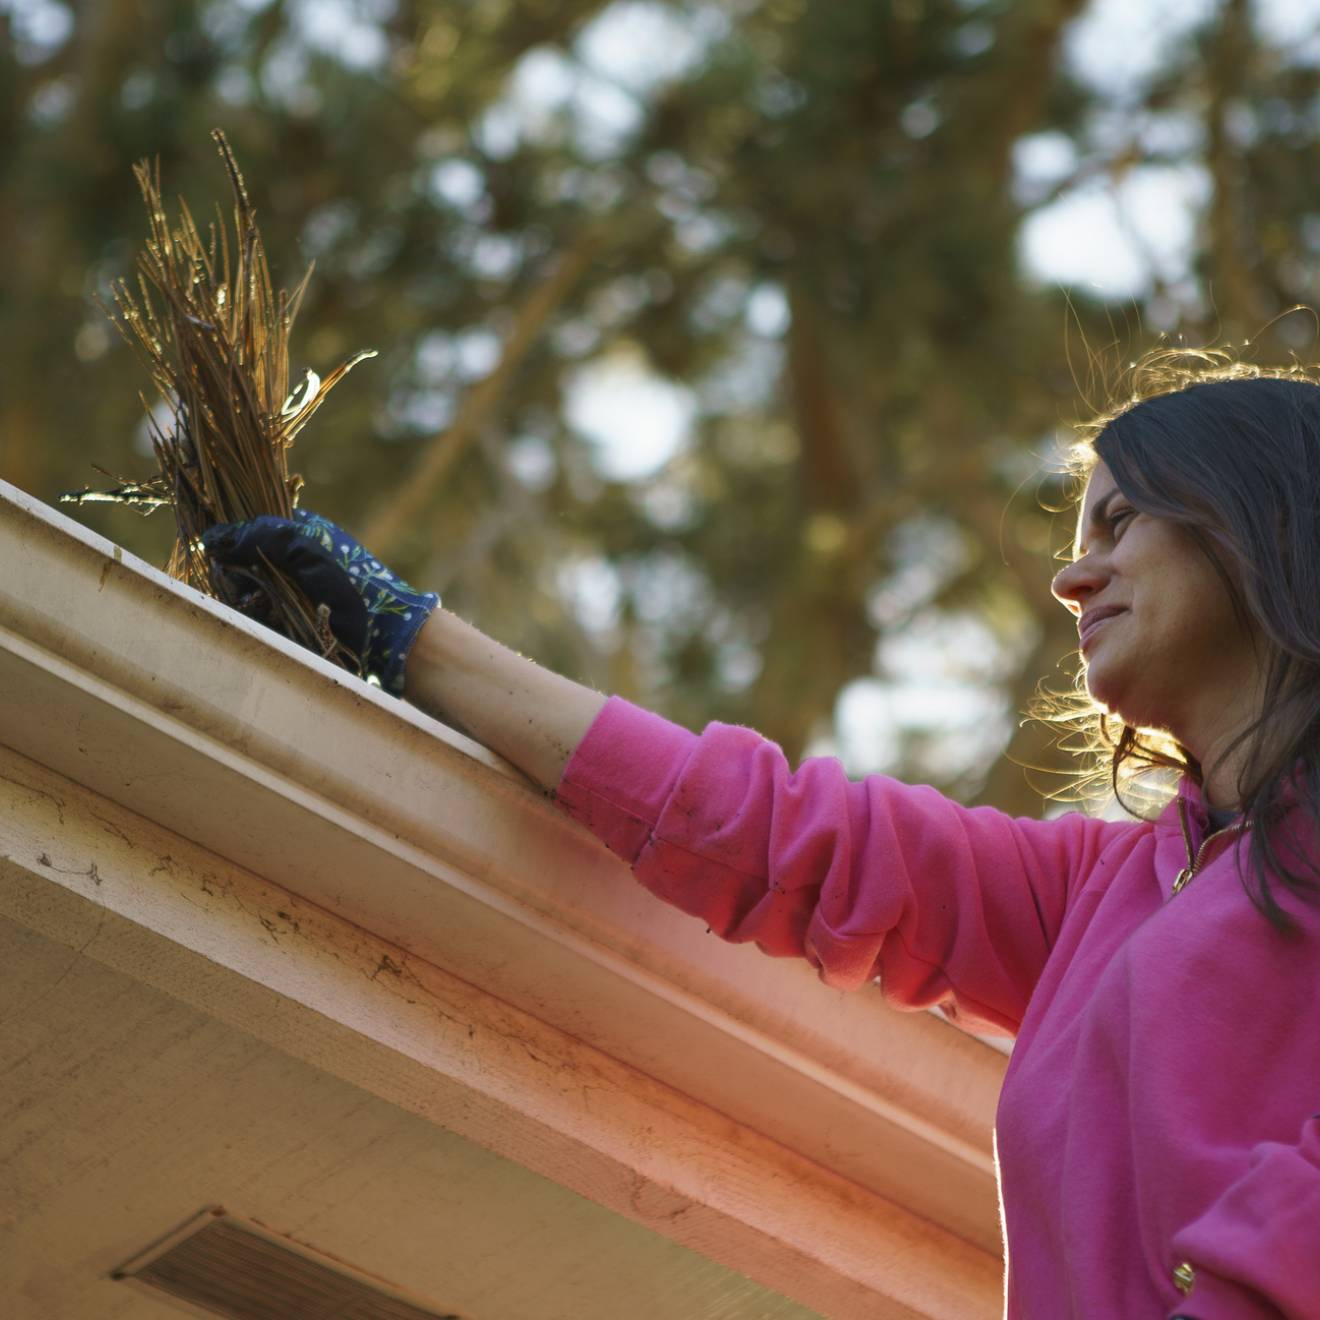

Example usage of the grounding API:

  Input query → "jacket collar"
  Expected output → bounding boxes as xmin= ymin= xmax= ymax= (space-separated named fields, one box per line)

xmin=1150 ymin=776 xmax=1239 ymax=851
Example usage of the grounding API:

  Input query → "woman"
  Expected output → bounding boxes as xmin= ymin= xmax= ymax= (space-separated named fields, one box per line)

xmin=205 ymin=364 xmax=1320 ymax=1318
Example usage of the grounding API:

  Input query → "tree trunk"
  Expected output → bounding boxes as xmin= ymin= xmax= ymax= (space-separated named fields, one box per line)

xmin=1204 ymin=0 xmax=1262 ymax=335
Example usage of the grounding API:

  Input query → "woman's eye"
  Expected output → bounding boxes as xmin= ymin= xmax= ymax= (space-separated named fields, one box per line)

xmin=1110 ymin=508 xmax=1133 ymax=535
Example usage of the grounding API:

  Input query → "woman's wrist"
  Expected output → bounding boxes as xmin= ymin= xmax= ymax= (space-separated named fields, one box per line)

xmin=405 ymin=608 xmax=608 ymax=793
xmin=403 ymin=609 xmax=473 ymax=730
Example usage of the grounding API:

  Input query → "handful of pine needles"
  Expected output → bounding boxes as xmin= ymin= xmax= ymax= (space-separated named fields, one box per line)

xmin=63 ymin=129 xmax=374 ymax=672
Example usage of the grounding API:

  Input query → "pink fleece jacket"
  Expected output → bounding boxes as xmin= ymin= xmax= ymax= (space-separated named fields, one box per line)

xmin=555 ymin=697 xmax=1320 ymax=1320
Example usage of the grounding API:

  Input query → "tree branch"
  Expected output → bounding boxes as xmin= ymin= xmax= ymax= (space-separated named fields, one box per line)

xmin=363 ymin=227 xmax=603 ymax=556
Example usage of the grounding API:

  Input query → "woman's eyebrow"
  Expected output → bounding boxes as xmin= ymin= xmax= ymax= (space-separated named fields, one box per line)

xmin=1073 ymin=490 xmax=1120 ymax=559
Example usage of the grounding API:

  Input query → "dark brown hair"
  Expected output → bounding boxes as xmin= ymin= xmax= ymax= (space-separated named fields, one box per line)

xmin=1056 ymin=350 xmax=1320 ymax=934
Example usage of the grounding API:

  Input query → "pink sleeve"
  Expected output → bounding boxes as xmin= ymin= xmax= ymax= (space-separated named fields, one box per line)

xmin=1165 ymin=1115 xmax=1320 ymax=1319
xmin=555 ymin=696 xmax=1123 ymax=1034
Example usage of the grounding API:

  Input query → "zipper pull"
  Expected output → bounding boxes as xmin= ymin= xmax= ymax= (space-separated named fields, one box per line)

xmin=1174 ymin=798 xmax=1197 ymax=896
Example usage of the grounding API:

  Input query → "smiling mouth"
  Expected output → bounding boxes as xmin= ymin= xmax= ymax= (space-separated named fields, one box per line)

xmin=1079 ymin=608 xmax=1126 ymax=650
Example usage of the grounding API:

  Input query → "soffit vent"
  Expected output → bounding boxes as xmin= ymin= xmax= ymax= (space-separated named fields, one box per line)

xmin=113 ymin=1207 xmax=464 ymax=1320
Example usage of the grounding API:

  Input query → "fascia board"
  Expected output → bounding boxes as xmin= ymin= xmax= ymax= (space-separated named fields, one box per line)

xmin=0 ymin=479 xmax=1005 ymax=1252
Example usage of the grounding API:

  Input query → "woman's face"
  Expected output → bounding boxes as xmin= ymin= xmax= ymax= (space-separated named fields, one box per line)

xmin=1050 ymin=460 xmax=1262 ymax=750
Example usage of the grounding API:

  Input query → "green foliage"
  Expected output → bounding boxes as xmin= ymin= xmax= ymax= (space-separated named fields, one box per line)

xmin=3 ymin=0 xmax=1317 ymax=811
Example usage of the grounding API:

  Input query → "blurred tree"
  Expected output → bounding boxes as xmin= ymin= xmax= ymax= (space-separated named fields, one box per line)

xmin=2 ymin=0 xmax=1316 ymax=813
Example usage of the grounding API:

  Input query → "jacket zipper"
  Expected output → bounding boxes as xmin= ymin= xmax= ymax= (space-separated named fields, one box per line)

xmin=1172 ymin=797 xmax=1248 ymax=895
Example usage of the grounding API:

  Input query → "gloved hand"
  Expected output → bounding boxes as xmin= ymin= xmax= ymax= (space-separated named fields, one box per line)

xmin=201 ymin=510 xmax=439 ymax=697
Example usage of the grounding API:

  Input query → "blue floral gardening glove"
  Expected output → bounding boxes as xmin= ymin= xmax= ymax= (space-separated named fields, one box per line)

xmin=201 ymin=510 xmax=439 ymax=697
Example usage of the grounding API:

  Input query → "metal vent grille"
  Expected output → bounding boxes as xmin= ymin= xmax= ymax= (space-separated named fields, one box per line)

xmin=114 ymin=1208 xmax=463 ymax=1320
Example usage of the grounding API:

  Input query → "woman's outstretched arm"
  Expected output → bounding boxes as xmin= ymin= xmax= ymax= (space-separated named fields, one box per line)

xmin=199 ymin=513 xmax=607 ymax=791
xmin=404 ymin=607 xmax=608 ymax=793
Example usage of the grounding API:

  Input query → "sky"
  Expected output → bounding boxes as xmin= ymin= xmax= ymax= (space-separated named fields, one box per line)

xmin=1019 ymin=0 xmax=1316 ymax=301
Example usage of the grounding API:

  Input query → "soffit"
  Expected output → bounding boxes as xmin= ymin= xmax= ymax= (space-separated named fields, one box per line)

xmin=0 ymin=915 xmax=816 ymax=1320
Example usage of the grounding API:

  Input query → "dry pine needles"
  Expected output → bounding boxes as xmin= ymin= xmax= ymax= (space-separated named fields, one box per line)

xmin=63 ymin=129 xmax=374 ymax=673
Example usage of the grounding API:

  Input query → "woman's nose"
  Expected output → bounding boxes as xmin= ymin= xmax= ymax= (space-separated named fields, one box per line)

xmin=1050 ymin=555 xmax=1106 ymax=615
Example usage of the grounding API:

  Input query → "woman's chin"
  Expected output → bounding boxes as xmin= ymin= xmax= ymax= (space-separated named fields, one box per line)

xmin=1086 ymin=679 xmax=1161 ymax=732
xmin=1083 ymin=665 xmax=1140 ymax=725
xmin=1082 ymin=661 xmax=1115 ymax=709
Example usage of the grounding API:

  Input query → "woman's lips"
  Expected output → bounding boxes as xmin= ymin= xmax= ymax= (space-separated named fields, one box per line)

xmin=1079 ymin=606 xmax=1126 ymax=651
